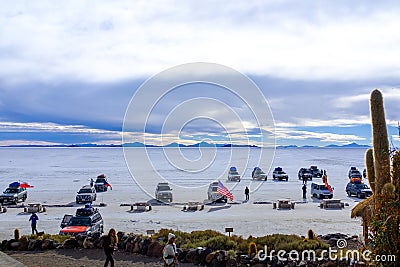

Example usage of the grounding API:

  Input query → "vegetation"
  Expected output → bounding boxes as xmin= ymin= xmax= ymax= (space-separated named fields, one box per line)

xmin=24 ymin=233 xmax=71 ymax=244
xmin=352 ymin=89 xmax=400 ymax=266
xmin=153 ymin=228 xmax=328 ymax=253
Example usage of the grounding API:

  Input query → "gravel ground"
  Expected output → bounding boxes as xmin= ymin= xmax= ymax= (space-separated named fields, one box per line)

xmin=6 ymin=249 xmax=195 ymax=267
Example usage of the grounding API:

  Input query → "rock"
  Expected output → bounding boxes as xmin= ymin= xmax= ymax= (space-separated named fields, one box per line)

xmin=9 ymin=241 xmax=21 ymax=250
xmin=63 ymin=238 xmax=78 ymax=249
xmin=42 ymin=239 xmax=55 ymax=250
xmin=27 ymin=240 xmax=36 ymax=251
xmin=18 ymin=236 xmax=29 ymax=251
xmin=146 ymin=241 xmax=164 ymax=258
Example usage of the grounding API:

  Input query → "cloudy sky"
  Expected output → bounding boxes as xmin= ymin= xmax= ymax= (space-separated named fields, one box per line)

xmin=1 ymin=1 xmax=400 ymax=146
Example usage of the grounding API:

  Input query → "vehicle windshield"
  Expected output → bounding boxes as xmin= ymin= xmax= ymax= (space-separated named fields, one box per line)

xmin=229 ymin=171 xmax=239 ymax=175
xmin=95 ymin=178 xmax=106 ymax=183
xmin=157 ymin=185 xmax=171 ymax=191
xmin=276 ymin=171 xmax=285 ymax=174
xmin=4 ymin=188 xmax=18 ymax=193
xmin=68 ymin=217 xmax=91 ymax=226
xmin=318 ymin=185 xmax=329 ymax=190
xmin=356 ymin=184 xmax=370 ymax=189
xmin=211 ymin=187 xmax=218 ymax=192
xmin=78 ymin=189 xmax=92 ymax=193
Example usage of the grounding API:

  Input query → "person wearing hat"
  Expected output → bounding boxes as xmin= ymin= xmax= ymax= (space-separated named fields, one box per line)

xmin=163 ymin=233 xmax=177 ymax=267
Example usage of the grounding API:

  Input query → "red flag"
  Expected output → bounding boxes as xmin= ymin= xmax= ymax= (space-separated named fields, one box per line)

xmin=104 ymin=181 xmax=112 ymax=190
xmin=324 ymin=180 xmax=332 ymax=193
xmin=217 ymin=181 xmax=233 ymax=201
xmin=20 ymin=182 xmax=34 ymax=188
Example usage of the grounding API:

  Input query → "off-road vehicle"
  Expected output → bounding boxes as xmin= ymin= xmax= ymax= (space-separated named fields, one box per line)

xmin=155 ymin=182 xmax=173 ymax=202
xmin=272 ymin=167 xmax=288 ymax=181
xmin=59 ymin=204 xmax=104 ymax=236
xmin=207 ymin=181 xmax=227 ymax=203
xmin=76 ymin=185 xmax=96 ymax=204
xmin=0 ymin=183 xmax=27 ymax=204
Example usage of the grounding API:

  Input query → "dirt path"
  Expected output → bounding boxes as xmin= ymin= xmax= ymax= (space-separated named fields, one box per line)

xmin=6 ymin=249 xmax=194 ymax=267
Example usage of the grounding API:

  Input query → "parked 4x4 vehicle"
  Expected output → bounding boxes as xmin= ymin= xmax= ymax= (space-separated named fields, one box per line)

xmin=298 ymin=168 xmax=312 ymax=180
xmin=252 ymin=167 xmax=267 ymax=181
xmin=311 ymin=182 xmax=333 ymax=199
xmin=60 ymin=204 xmax=104 ymax=236
xmin=94 ymin=174 xmax=108 ymax=192
xmin=207 ymin=181 xmax=227 ymax=203
xmin=272 ymin=167 xmax=288 ymax=181
xmin=346 ymin=182 xmax=372 ymax=198
xmin=228 ymin=167 xmax=241 ymax=182
xmin=309 ymin=166 xmax=323 ymax=178
xmin=0 ymin=182 xmax=27 ymax=204
xmin=348 ymin=167 xmax=362 ymax=179
xmin=155 ymin=182 xmax=173 ymax=202
xmin=76 ymin=185 xmax=96 ymax=204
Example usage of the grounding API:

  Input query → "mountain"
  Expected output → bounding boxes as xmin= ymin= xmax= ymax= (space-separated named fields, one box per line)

xmin=325 ymin=142 xmax=370 ymax=148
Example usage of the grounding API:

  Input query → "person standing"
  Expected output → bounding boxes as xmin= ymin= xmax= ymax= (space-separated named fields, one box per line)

xmin=163 ymin=233 xmax=177 ymax=267
xmin=103 ymin=228 xmax=118 ymax=267
xmin=29 ymin=212 xmax=39 ymax=235
xmin=302 ymin=184 xmax=307 ymax=199
xmin=244 ymin=186 xmax=250 ymax=201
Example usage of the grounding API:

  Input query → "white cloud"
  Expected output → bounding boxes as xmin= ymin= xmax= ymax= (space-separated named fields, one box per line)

xmin=1 ymin=1 xmax=400 ymax=83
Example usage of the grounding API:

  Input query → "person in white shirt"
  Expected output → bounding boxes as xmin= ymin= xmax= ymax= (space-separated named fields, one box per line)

xmin=163 ymin=233 xmax=177 ymax=267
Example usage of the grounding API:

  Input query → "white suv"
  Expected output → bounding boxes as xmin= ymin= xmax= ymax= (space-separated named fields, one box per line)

xmin=76 ymin=185 xmax=97 ymax=204
xmin=207 ymin=181 xmax=227 ymax=203
xmin=155 ymin=182 xmax=173 ymax=202
xmin=311 ymin=183 xmax=333 ymax=199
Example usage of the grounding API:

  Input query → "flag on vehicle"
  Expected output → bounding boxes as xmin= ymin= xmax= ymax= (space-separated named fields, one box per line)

xmin=20 ymin=182 xmax=34 ymax=188
xmin=217 ymin=181 xmax=233 ymax=201
xmin=324 ymin=180 xmax=333 ymax=193
xmin=104 ymin=180 xmax=112 ymax=190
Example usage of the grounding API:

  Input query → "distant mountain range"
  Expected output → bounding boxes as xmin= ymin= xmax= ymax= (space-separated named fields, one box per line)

xmin=1 ymin=141 xmax=370 ymax=148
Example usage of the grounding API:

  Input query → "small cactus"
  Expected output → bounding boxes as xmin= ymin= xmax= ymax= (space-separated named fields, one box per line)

xmin=14 ymin=228 xmax=20 ymax=241
xmin=307 ymin=229 xmax=314 ymax=240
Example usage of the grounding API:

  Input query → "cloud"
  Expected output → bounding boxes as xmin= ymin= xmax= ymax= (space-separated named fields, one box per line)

xmin=1 ymin=1 xmax=400 ymax=83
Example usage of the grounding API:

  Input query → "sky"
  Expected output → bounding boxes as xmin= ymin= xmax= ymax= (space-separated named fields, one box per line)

xmin=1 ymin=0 xmax=400 ymax=147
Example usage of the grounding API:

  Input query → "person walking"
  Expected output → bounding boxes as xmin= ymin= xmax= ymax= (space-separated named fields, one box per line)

xmin=302 ymin=184 xmax=307 ymax=199
xmin=244 ymin=186 xmax=250 ymax=201
xmin=103 ymin=228 xmax=118 ymax=267
xmin=163 ymin=233 xmax=177 ymax=267
xmin=29 ymin=212 xmax=39 ymax=235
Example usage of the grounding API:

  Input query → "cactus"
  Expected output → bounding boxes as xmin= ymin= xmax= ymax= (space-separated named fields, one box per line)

xmin=14 ymin=228 xmax=20 ymax=241
xmin=365 ymin=148 xmax=375 ymax=194
xmin=392 ymin=150 xmax=400 ymax=200
xmin=307 ymin=229 xmax=314 ymax=240
xmin=370 ymin=89 xmax=391 ymax=198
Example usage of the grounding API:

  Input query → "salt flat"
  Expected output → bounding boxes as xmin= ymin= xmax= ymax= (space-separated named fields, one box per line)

xmin=0 ymin=147 xmax=366 ymax=240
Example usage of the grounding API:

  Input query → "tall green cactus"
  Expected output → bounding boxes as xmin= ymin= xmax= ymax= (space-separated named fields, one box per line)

xmin=370 ymin=89 xmax=391 ymax=197
xmin=365 ymin=148 xmax=375 ymax=194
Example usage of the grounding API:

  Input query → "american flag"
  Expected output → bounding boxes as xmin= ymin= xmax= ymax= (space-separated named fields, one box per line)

xmin=217 ymin=181 xmax=234 ymax=201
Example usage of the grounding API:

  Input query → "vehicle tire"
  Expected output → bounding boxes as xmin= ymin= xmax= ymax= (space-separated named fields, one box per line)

xmin=357 ymin=193 xmax=361 ymax=198
xmin=328 ymin=195 xmax=333 ymax=199
xmin=319 ymin=194 xmax=323 ymax=199
xmin=313 ymin=193 xmax=316 ymax=198
xmin=94 ymin=196 xmax=97 ymax=201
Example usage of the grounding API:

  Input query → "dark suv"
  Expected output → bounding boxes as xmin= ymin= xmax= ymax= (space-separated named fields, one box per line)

xmin=59 ymin=205 xmax=104 ymax=236
xmin=0 ymin=185 xmax=27 ymax=204
xmin=346 ymin=182 xmax=372 ymax=198
xmin=298 ymin=168 xmax=312 ymax=180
